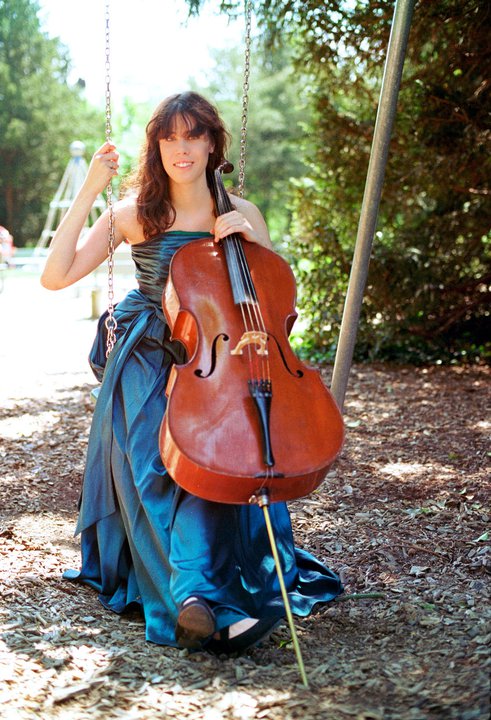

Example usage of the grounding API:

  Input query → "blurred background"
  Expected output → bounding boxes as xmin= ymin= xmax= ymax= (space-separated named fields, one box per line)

xmin=0 ymin=0 xmax=489 ymax=379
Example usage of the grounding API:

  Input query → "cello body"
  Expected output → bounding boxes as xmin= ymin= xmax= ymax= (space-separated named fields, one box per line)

xmin=159 ymin=233 xmax=344 ymax=505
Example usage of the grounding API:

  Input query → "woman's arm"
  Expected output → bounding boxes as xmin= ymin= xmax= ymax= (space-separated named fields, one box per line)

xmin=213 ymin=196 xmax=273 ymax=251
xmin=40 ymin=142 xmax=123 ymax=290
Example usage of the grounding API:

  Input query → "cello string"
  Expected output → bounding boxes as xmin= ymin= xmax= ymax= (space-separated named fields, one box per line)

xmin=214 ymin=168 xmax=269 ymax=381
xmin=214 ymin=171 xmax=260 ymax=378
xmin=227 ymin=239 xmax=261 ymax=380
xmin=231 ymin=233 xmax=268 ymax=342
xmin=231 ymin=235 xmax=271 ymax=382
xmin=229 ymin=236 xmax=264 ymax=380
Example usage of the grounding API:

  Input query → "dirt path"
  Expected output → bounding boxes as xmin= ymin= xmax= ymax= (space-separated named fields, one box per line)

xmin=1 ymin=274 xmax=490 ymax=719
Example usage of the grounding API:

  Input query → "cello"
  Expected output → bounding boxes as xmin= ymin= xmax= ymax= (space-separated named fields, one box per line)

xmin=159 ymin=163 xmax=344 ymax=506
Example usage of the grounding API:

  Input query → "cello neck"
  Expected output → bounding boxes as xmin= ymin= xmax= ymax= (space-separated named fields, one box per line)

xmin=211 ymin=164 xmax=235 ymax=215
xmin=210 ymin=166 xmax=257 ymax=305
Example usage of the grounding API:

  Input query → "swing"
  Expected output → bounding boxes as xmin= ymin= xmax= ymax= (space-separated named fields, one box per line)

xmin=100 ymin=0 xmax=414 ymax=687
xmin=102 ymin=1 xmax=251 ymax=360
xmin=100 ymin=0 xmax=311 ymax=685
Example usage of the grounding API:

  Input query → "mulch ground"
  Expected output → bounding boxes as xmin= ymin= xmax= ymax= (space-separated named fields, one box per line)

xmin=0 ymin=362 xmax=489 ymax=720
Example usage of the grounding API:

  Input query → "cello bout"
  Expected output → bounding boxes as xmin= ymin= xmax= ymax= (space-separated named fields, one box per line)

xmin=159 ymin=235 xmax=344 ymax=505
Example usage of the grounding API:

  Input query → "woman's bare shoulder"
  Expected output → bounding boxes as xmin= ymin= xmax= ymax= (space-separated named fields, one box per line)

xmin=229 ymin=194 xmax=253 ymax=210
xmin=114 ymin=194 xmax=137 ymax=219
xmin=228 ymin=193 xmax=262 ymax=219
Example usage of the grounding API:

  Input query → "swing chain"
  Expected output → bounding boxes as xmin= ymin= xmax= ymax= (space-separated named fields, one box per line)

xmin=238 ymin=0 xmax=252 ymax=198
xmin=104 ymin=0 xmax=117 ymax=357
xmin=103 ymin=0 xmax=250 ymax=353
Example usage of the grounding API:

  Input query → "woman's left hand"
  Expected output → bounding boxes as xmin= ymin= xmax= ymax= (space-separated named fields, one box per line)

xmin=213 ymin=211 xmax=259 ymax=246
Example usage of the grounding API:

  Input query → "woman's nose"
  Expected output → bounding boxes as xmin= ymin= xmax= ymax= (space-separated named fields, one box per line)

xmin=176 ymin=137 xmax=190 ymax=152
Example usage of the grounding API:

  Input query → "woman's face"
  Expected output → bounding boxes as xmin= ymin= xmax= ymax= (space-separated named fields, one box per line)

xmin=158 ymin=114 xmax=214 ymax=188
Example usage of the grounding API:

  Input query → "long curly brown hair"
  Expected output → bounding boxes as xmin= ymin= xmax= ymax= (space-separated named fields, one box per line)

xmin=130 ymin=92 xmax=231 ymax=239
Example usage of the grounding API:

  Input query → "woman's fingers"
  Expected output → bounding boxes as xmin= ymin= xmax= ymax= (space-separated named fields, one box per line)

xmin=85 ymin=144 xmax=120 ymax=193
xmin=97 ymin=140 xmax=117 ymax=155
xmin=214 ymin=211 xmax=254 ymax=242
xmin=92 ymin=144 xmax=120 ymax=178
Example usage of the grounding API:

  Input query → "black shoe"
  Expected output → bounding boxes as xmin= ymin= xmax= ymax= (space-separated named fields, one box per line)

xmin=206 ymin=616 xmax=283 ymax=656
xmin=175 ymin=597 xmax=216 ymax=649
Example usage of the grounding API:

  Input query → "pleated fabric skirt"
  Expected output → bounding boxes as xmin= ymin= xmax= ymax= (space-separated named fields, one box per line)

xmin=64 ymin=289 xmax=342 ymax=646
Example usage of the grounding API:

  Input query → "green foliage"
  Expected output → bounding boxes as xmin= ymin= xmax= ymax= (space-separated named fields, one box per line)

xmin=250 ymin=0 xmax=491 ymax=364
xmin=3 ymin=0 xmax=486 ymax=367
xmin=0 ymin=0 xmax=101 ymax=246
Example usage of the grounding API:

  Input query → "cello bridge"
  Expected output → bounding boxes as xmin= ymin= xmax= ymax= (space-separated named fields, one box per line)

xmin=230 ymin=330 xmax=268 ymax=356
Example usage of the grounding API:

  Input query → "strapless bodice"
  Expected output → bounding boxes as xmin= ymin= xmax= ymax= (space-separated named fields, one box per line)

xmin=131 ymin=230 xmax=213 ymax=303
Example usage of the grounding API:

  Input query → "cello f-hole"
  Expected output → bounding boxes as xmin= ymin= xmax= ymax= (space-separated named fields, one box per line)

xmin=194 ymin=333 xmax=229 ymax=379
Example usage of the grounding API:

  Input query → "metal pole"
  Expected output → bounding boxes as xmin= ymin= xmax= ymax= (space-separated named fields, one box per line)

xmin=330 ymin=0 xmax=415 ymax=411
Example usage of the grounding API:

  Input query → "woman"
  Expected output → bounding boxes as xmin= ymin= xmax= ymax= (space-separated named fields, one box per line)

xmin=41 ymin=92 xmax=342 ymax=654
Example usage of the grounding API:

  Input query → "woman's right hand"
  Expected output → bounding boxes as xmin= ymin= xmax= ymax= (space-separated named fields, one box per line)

xmin=85 ymin=141 xmax=120 ymax=193
xmin=40 ymin=141 xmax=122 ymax=290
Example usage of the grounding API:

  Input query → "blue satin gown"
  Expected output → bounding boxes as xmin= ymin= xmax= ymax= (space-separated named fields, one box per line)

xmin=64 ymin=231 xmax=342 ymax=646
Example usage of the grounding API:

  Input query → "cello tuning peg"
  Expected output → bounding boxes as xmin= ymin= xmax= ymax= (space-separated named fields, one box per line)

xmin=219 ymin=161 xmax=234 ymax=174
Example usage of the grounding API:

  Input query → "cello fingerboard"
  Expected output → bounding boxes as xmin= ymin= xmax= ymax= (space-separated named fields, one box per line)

xmin=222 ymin=234 xmax=258 ymax=305
xmin=211 ymin=166 xmax=258 ymax=306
